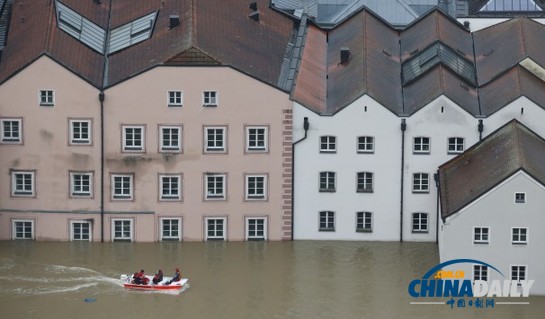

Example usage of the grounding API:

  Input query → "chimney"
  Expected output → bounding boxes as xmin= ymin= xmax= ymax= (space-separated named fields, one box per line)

xmin=249 ymin=11 xmax=259 ymax=22
xmin=170 ymin=15 xmax=180 ymax=29
xmin=340 ymin=47 xmax=350 ymax=64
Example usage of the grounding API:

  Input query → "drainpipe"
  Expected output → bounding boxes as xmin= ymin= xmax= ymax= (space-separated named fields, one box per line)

xmin=478 ymin=119 xmax=484 ymax=141
xmin=434 ymin=172 xmax=440 ymax=244
xmin=99 ymin=91 xmax=105 ymax=242
xmin=400 ymin=119 xmax=406 ymax=242
xmin=291 ymin=117 xmax=309 ymax=240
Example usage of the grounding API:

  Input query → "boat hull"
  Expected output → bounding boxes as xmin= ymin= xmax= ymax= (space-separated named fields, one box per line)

xmin=120 ymin=274 xmax=188 ymax=291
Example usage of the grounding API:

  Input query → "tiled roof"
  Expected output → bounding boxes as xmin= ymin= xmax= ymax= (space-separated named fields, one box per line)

xmin=438 ymin=119 xmax=545 ymax=219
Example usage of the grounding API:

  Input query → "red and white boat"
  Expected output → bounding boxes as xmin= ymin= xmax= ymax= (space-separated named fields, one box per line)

xmin=120 ymin=274 xmax=188 ymax=291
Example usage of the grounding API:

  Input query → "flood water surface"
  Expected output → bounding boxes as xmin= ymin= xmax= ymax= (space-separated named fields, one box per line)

xmin=0 ymin=241 xmax=543 ymax=319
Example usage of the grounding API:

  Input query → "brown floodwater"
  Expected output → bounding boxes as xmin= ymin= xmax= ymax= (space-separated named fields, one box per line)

xmin=0 ymin=241 xmax=543 ymax=319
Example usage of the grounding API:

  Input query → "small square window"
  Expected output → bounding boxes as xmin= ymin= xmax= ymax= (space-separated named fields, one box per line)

xmin=473 ymin=265 xmax=488 ymax=281
xmin=357 ymin=136 xmax=374 ymax=153
xmin=319 ymin=211 xmax=335 ymax=231
xmin=246 ymin=174 xmax=267 ymax=200
xmin=448 ymin=137 xmax=464 ymax=154
xmin=206 ymin=217 xmax=226 ymax=241
xmin=70 ymin=172 xmax=93 ymax=198
xmin=12 ymin=219 xmax=34 ymax=240
xmin=1 ymin=118 xmax=22 ymax=144
xmin=413 ymin=173 xmax=429 ymax=193
xmin=414 ymin=137 xmax=430 ymax=154
xmin=515 ymin=192 xmax=526 ymax=204
xmin=161 ymin=218 xmax=182 ymax=241
xmin=203 ymin=91 xmax=218 ymax=106
xmin=473 ymin=227 xmax=489 ymax=244
xmin=412 ymin=212 xmax=428 ymax=233
xmin=356 ymin=212 xmax=373 ymax=232
xmin=511 ymin=265 xmax=527 ymax=285
xmin=39 ymin=90 xmax=54 ymax=106
xmin=246 ymin=126 xmax=268 ymax=152
xmin=112 ymin=219 xmax=133 ymax=242
xmin=356 ymin=172 xmax=373 ymax=193
xmin=512 ymin=227 xmax=528 ymax=245
xmin=159 ymin=174 xmax=182 ymax=201
xmin=160 ymin=125 xmax=182 ymax=152
xmin=205 ymin=173 xmax=226 ymax=200
xmin=168 ymin=91 xmax=183 ymax=106
xmin=320 ymin=136 xmax=336 ymax=153
xmin=319 ymin=171 xmax=336 ymax=192
xmin=69 ymin=119 xmax=92 ymax=145
xmin=204 ymin=126 xmax=226 ymax=153
xmin=11 ymin=170 xmax=35 ymax=197
xmin=71 ymin=221 xmax=92 ymax=241
xmin=111 ymin=174 xmax=133 ymax=200
xmin=122 ymin=125 xmax=145 ymax=152
xmin=246 ymin=217 xmax=267 ymax=241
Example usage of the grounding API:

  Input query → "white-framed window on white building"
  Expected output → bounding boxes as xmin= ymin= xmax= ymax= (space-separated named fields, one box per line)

xmin=206 ymin=217 xmax=226 ymax=241
xmin=473 ymin=265 xmax=488 ymax=281
xmin=11 ymin=170 xmax=35 ymax=197
xmin=356 ymin=211 xmax=373 ymax=232
xmin=413 ymin=136 xmax=430 ymax=154
xmin=204 ymin=126 xmax=226 ymax=153
xmin=160 ymin=218 xmax=182 ymax=241
xmin=412 ymin=173 xmax=429 ymax=193
xmin=356 ymin=172 xmax=373 ymax=193
xmin=70 ymin=171 xmax=93 ymax=198
xmin=473 ymin=227 xmax=489 ymax=244
xmin=203 ymin=90 xmax=218 ymax=107
xmin=69 ymin=119 xmax=92 ymax=145
xmin=357 ymin=136 xmax=374 ymax=153
xmin=11 ymin=219 xmax=34 ymax=240
xmin=246 ymin=217 xmax=267 ymax=241
xmin=246 ymin=126 xmax=268 ymax=152
xmin=39 ymin=90 xmax=54 ymax=106
xmin=319 ymin=171 xmax=336 ymax=192
xmin=111 ymin=174 xmax=133 ymax=200
xmin=159 ymin=125 xmax=182 ymax=152
xmin=111 ymin=219 xmax=133 ymax=242
xmin=159 ymin=174 xmax=182 ymax=201
xmin=412 ymin=212 xmax=428 ymax=233
xmin=512 ymin=227 xmax=528 ymax=245
xmin=319 ymin=211 xmax=335 ymax=231
xmin=320 ymin=136 xmax=336 ymax=153
xmin=245 ymin=174 xmax=267 ymax=200
xmin=122 ymin=125 xmax=145 ymax=152
xmin=448 ymin=137 xmax=464 ymax=154
xmin=511 ymin=265 xmax=527 ymax=285
xmin=70 ymin=220 xmax=92 ymax=241
xmin=1 ymin=118 xmax=22 ymax=144
xmin=205 ymin=173 xmax=226 ymax=200
xmin=515 ymin=192 xmax=526 ymax=204
xmin=168 ymin=91 xmax=183 ymax=107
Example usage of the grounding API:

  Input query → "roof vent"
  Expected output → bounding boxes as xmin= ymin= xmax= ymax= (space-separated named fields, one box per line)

xmin=340 ymin=47 xmax=350 ymax=64
xmin=249 ymin=11 xmax=259 ymax=22
xmin=249 ymin=2 xmax=257 ymax=11
xmin=170 ymin=15 xmax=180 ymax=29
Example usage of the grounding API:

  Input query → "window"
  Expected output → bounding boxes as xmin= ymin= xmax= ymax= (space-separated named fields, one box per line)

xmin=319 ymin=211 xmax=335 ymax=231
xmin=160 ymin=218 xmax=181 ymax=241
xmin=168 ymin=91 xmax=183 ymax=106
xmin=203 ymin=91 xmax=218 ymax=106
xmin=70 ymin=221 xmax=91 ymax=241
xmin=356 ymin=211 xmax=373 ymax=232
xmin=39 ymin=90 xmax=54 ymax=106
xmin=69 ymin=119 xmax=91 ymax=145
xmin=473 ymin=227 xmax=489 ymax=244
xmin=473 ymin=265 xmax=488 ymax=281
xmin=515 ymin=192 xmax=526 ymax=204
xmin=70 ymin=172 xmax=93 ymax=198
xmin=246 ymin=217 xmax=267 ymax=241
xmin=319 ymin=171 xmax=336 ymax=192
xmin=246 ymin=126 xmax=268 ymax=152
xmin=111 ymin=174 xmax=133 ymax=200
xmin=159 ymin=125 xmax=182 ymax=152
xmin=246 ymin=174 xmax=267 ymax=200
xmin=11 ymin=170 xmax=35 ymax=197
xmin=159 ymin=174 xmax=181 ymax=201
xmin=448 ymin=137 xmax=464 ymax=154
xmin=1 ymin=118 xmax=22 ymax=144
xmin=413 ymin=173 xmax=430 ymax=193
xmin=320 ymin=136 xmax=336 ymax=153
xmin=512 ymin=227 xmax=528 ymax=245
xmin=413 ymin=137 xmax=430 ymax=154
xmin=357 ymin=136 xmax=374 ymax=153
xmin=511 ymin=265 xmax=527 ymax=285
xmin=112 ymin=219 xmax=133 ymax=242
xmin=122 ymin=125 xmax=144 ymax=152
xmin=412 ymin=213 xmax=428 ymax=233
xmin=204 ymin=127 xmax=226 ymax=152
xmin=206 ymin=218 xmax=226 ymax=241
xmin=356 ymin=172 xmax=373 ymax=193
xmin=12 ymin=219 xmax=34 ymax=240
xmin=205 ymin=173 xmax=226 ymax=200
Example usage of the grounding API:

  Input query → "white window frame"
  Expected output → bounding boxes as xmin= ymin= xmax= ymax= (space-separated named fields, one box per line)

xmin=319 ymin=211 xmax=335 ymax=231
xmin=160 ymin=217 xmax=182 ymax=241
xmin=11 ymin=170 xmax=35 ymax=197
xmin=205 ymin=173 xmax=226 ymax=200
xmin=159 ymin=174 xmax=182 ymax=201
xmin=320 ymin=136 xmax=337 ymax=153
xmin=512 ymin=227 xmax=528 ymax=245
xmin=11 ymin=219 xmax=34 ymax=240
xmin=357 ymin=136 xmax=374 ymax=153
xmin=70 ymin=171 xmax=93 ymax=198
xmin=319 ymin=171 xmax=336 ymax=192
xmin=203 ymin=90 xmax=218 ymax=107
xmin=511 ymin=265 xmax=527 ymax=285
xmin=1 ymin=118 xmax=23 ymax=144
xmin=448 ymin=137 xmax=464 ymax=154
xmin=122 ymin=125 xmax=145 ymax=152
xmin=39 ymin=89 xmax=54 ymax=106
xmin=413 ymin=136 xmax=430 ymax=154
xmin=356 ymin=172 xmax=374 ymax=193
xmin=111 ymin=174 xmax=134 ymax=200
xmin=246 ymin=126 xmax=268 ymax=152
xmin=356 ymin=211 xmax=373 ymax=232
xmin=204 ymin=126 xmax=226 ymax=153
xmin=70 ymin=220 xmax=92 ymax=241
xmin=246 ymin=217 xmax=267 ymax=241
xmin=159 ymin=125 xmax=182 ymax=153
xmin=473 ymin=264 xmax=488 ymax=281
xmin=412 ymin=212 xmax=428 ymax=233
xmin=69 ymin=119 xmax=92 ymax=145
xmin=413 ymin=173 xmax=430 ymax=193
xmin=111 ymin=218 xmax=133 ymax=242
xmin=473 ymin=226 xmax=490 ymax=244
xmin=245 ymin=174 xmax=267 ymax=200
xmin=205 ymin=217 xmax=226 ymax=241
xmin=514 ymin=192 xmax=526 ymax=204
xmin=168 ymin=90 xmax=183 ymax=107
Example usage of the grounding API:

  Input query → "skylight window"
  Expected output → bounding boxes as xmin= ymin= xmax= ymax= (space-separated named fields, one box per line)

xmin=480 ymin=0 xmax=543 ymax=12
xmin=108 ymin=11 xmax=157 ymax=54
xmin=56 ymin=1 xmax=106 ymax=54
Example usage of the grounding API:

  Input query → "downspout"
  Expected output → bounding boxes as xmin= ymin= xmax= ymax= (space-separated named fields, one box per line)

xmin=400 ymin=119 xmax=406 ymax=242
xmin=99 ymin=91 xmax=105 ymax=242
xmin=478 ymin=119 xmax=483 ymax=141
xmin=291 ymin=117 xmax=309 ymax=240
xmin=434 ymin=172 xmax=439 ymax=244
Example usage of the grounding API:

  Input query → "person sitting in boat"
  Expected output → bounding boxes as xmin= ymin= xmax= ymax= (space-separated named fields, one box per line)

xmin=152 ymin=269 xmax=163 ymax=285
xmin=166 ymin=268 xmax=182 ymax=285
xmin=133 ymin=269 xmax=149 ymax=285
